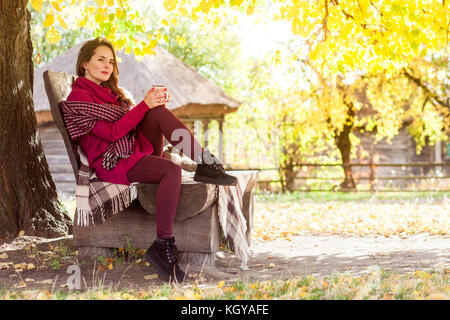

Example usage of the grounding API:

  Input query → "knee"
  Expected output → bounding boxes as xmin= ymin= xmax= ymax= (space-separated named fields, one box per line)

xmin=164 ymin=161 xmax=182 ymax=180
xmin=142 ymin=110 xmax=152 ymax=124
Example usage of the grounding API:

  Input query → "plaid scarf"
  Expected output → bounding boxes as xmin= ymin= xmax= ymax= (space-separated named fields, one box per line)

xmin=60 ymin=100 xmax=136 ymax=170
xmin=73 ymin=145 xmax=138 ymax=227
xmin=59 ymin=100 xmax=138 ymax=227
xmin=216 ymin=171 xmax=258 ymax=270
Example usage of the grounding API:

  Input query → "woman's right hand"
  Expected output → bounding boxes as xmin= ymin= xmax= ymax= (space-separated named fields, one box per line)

xmin=144 ymin=86 xmax=169 ymax=109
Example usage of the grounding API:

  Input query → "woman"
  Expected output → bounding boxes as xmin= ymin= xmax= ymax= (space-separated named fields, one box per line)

xmin=65 ymin=37 xmax=237 ymax=282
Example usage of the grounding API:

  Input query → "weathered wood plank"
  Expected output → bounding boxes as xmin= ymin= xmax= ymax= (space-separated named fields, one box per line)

xmin=45 ymin=155 xmax=72 ymax=164
xmin=73 ymin=202 xmax=220 ymax=253
xmin=51 ymin=173 xmax=76 ymax=182
xmin=53 ymin=182 xmax=75 ymax=195
xmin=44 ymin=163 xmax=73 ymax=173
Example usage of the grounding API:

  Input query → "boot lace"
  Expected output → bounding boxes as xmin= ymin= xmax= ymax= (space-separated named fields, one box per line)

xmin=202 ymin=151 xmax=225 ymax=174
xmin=165 ymin=238 xmax=179 ymax=265
xmin=212 ymin=162 xmax=225 ymax=174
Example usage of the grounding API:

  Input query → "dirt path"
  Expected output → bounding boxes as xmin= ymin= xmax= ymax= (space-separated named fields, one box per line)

xmin=0 ymin=233 xmax=448 ymax=291
xmin=215 ymin=233 xmax=450 ymax=282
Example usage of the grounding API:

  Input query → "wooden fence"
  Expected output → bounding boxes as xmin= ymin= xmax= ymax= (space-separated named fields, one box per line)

xmin=228 ymin=162 xmax=450 ymax=192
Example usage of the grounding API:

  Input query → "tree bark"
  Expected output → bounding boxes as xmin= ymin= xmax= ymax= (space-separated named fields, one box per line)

xmin=0 ymin=1 xmax=72 ymax=238
xmin=334 ymin=100 xmax=356 ymax=190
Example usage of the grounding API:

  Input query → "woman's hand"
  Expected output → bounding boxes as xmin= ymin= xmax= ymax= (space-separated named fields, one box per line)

xmin=144 ymin=86 xmax=170 ymax=109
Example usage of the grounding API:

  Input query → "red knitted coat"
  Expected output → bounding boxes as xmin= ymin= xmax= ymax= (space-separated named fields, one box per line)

xmin=65 ymin=76 xmax=155 ymax=185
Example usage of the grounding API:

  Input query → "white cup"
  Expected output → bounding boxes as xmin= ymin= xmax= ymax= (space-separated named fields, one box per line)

xmin=153 ymin=85 xmax=169 ymax=102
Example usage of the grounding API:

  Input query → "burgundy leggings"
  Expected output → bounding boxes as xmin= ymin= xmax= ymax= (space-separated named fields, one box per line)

xmin=126 ymin=105 xmax=203 ymax=239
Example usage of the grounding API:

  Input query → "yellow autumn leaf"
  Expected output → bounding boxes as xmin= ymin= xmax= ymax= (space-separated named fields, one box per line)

xmin=143 ymin=45 xmax=153 ymax=55
xmin=133 ymin=46 xmax=142 ymax=56
xmin=116 ymin=8 xmax=125 ymax=20
xmin=57 ymin=15 xmax=68 ymax=29
xmin=43 ymin=14 xmax=54 ymax=28
xmin=161 ymin=19 xmax=169 ymax=27
xmin=230 ymin=0 xmax=244 ymax=6
xmin=163 ymin=0 xmax=177 ymax=11
xmin=247 ymin=5 xmax=255 ymax=15
xmin=29 ymin=0 xmax=43 ymax=12
xmin=217 ymin=280 xmax=225 ymax=288
xmin=137 ymin=249 xmax=147 ymax=256
xmin=14 ymin=263 xmax=27 ymax=270
xmin=177 ymin=36 xmax=186 ymax=47
xmin=95 ymin=13 xmax=105 ymax=23
xmin=272 ymin=50 xmax=282 ymax=66
xmin=106 ymin=0 xmax=114 ymax=6
xmin=46 ymin=27 xmax=62 ymax=44
xmin=51 ymin=1 xmax=61 ymax=11
xmin=179 ymin=7 xmax=189 ymax=17
xmin=291 ymin=17 xmax=302 ymax=35
xmin=95 ymin=0 xmax=105 ymax=6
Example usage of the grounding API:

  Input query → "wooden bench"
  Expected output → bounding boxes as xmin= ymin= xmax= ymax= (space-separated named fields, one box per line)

xmin=42 ymin=70 xmax=257 ymax=266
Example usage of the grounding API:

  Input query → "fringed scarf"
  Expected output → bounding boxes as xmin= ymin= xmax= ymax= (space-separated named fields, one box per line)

xmin=60 ymin=100 xmax=135 ymax=170
xmin=60 ymin=100 xmax=138 ymax=226
xmin=73 ymin=145 xmax=138 ymax=227
xmin=216 ymin=172 xmax=258 ymax=270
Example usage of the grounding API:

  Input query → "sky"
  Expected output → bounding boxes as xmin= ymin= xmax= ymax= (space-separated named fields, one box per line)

xmin=234 ymin=12 xmax=292 ymax=59
xmin=145 ymin=0 xmax=292 ymax=59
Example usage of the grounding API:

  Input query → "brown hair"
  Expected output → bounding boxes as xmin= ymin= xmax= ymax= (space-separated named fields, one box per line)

xmin=76 ymin=37 xmax=132 ymax=104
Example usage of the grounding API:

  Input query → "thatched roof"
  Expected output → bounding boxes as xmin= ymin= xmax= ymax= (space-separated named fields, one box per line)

xmin=33 ymin=42 xmax=240 ymax=118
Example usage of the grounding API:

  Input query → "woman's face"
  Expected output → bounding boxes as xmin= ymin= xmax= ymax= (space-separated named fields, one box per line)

xmin=82 ymin=45 xmax=115 ymax=85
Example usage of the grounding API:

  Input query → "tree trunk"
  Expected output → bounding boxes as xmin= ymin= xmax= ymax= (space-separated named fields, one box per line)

xmin=0 ymin=1 xmax=72 ymax=238
xmin=334 ymin=101 xmax=356 ymax=190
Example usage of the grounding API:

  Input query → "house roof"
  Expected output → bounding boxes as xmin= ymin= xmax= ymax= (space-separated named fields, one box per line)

xmin=33 ymin=42 xmax=240 ymax=118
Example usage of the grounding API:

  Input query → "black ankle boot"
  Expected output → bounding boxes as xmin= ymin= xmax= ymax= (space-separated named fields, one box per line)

xmin=144 ymin=236 xmax=185 ymax=283
xmin=194 ymin=150 xmax=237 ymax=186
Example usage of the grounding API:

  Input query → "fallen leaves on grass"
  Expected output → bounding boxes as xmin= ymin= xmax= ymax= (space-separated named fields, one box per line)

xmin=253 ymin=200 xmax=450 ymax=241
xmin=2 ymin=268 xmax=446 ymax=300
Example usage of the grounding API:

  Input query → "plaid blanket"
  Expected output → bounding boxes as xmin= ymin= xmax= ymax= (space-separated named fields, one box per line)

xmin=60 ymin=100 xmax=136 ymax=170
xmin=216 ymin=171 xmax=258 ymax=270
xmin=74 ymin=144 xmax=138 ymax=227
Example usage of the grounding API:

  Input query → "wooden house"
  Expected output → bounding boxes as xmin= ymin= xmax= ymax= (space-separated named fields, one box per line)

xmin=352 ymin=87 xmax=450 ymax=189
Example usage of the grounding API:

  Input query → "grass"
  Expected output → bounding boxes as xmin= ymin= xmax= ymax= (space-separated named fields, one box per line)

xmin=0 ymin=268 xmax=448 ymax=300
xmin=255 ymin=190 xmax=450 ymax=203
xmin=253 ymin=190 xmax=450 ymax=241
